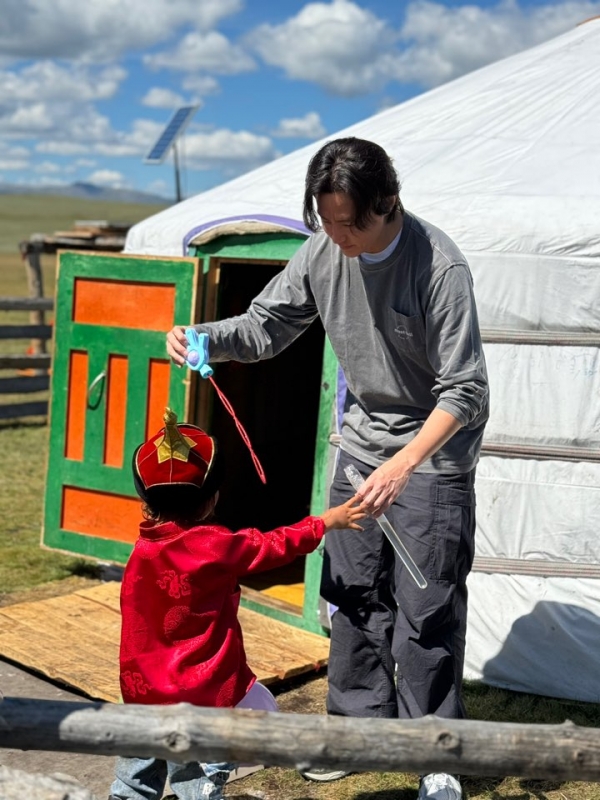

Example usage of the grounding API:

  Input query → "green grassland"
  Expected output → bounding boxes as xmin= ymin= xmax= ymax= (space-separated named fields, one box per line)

xmin=0 ymin=193 xmax=167 ymax=252
xmin=0 ymin=194 xmax=166 ymax=595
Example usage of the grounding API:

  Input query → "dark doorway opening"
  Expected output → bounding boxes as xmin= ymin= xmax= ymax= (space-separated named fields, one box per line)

xmin=196 ymin=259 xmax=325 ymax=605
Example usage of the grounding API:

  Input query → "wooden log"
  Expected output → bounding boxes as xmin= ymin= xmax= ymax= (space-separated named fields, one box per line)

xmin=1 ymin=697 xmax=600 ymax=781
xmin=0 ymin=765 xmax=96 ymax=800
xmin=0 ymin=297 xmax=54 ymax=311
xmin=23 ymin=246 xmax=47 ymax=357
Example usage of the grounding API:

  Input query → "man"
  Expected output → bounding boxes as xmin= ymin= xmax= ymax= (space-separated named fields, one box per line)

xmin=166 ymin=137 xmax=489 ymax=800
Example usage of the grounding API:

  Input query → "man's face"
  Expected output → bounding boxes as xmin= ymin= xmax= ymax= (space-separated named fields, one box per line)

xmin=316 ymin=191 xmax=393 ymax=257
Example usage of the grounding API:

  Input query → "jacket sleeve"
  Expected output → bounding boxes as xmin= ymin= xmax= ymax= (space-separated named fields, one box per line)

xmin=425 ymin=263 xmax=489 ymax=426
xmin=194 ymin=238 xmax=319 ymax=363
xmin=221 ymin=516 xmax=325 ymax=577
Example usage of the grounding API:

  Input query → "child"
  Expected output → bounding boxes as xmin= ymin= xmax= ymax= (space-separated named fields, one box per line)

xmin=109 ymin=409 xmax=365 ymax=800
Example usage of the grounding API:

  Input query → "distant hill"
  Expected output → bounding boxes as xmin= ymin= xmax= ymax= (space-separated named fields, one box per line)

xmin=0 ymin=181 xmax=170 ymax=205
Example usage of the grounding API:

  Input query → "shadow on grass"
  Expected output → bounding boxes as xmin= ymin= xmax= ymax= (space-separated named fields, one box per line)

xmin=68 ymin=558 xmax=103 ymax=579
xmin=514 ymin=779 xmax=565 ymax=799
xmin=0 ymin=419 xmax=47 ymax=432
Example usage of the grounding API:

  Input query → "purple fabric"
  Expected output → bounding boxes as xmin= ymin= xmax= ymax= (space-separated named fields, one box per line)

xmin=336 ymin=367 xmax=347 ymax=434
xmin=183 ymin=214 xmax=309 ymax=254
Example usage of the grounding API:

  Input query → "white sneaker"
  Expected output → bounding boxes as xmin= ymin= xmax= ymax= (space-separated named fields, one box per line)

xmin=418 ymin=773 xmax=462 ymax=799
xmin=299 ymin=766 xmax=352 ymax=782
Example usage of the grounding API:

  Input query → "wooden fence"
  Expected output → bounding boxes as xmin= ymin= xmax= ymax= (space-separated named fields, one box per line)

xmin=0 ymin=697 xmax=599 ymax=782
xmin=0 ymin=296 xmax=53 ymax=421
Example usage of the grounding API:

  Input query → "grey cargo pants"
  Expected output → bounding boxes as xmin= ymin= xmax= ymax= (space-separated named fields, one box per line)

xmin=321 ymin=449 xmax=476 ymax=719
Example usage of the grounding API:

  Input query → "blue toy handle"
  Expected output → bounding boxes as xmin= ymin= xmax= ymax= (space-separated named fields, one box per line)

xmin=185 ymin=327 xmax=213 ymax=378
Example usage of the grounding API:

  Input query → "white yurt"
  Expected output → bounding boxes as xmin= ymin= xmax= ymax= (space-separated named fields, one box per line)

xmin=125 ymin=18 xmax=600 ymax=701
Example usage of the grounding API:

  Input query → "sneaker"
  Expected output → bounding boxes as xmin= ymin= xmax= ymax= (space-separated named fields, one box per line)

xmin=299 ymin=766 xmax=352 ymax=782
xmin=418 ymin=773 xmax=462 ymax=799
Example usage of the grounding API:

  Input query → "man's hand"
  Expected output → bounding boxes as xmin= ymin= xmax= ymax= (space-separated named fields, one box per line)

xmin=356 ymin=456 xmax=414 ymax=518
xmin=357 ymin=408 xmax=463 ymax=516
xmin=166 ymin=326 xmax=189 ymax=366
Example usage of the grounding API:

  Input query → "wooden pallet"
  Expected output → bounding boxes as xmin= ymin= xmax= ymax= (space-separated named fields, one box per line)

xmin=0 ymin=582 xmax=329 ymax=703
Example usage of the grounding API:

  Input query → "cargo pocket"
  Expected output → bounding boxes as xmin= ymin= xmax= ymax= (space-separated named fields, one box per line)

xmin=429 ymin=480 xmax=474 ymax=582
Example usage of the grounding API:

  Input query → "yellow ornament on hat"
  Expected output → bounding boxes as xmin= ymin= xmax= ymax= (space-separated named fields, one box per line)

xmin=155 ymin=408 xmax=196 ymax=463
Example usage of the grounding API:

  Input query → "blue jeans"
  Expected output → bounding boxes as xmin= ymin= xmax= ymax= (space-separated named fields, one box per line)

xmin=110 ymin=756 xmax=232 ymax=800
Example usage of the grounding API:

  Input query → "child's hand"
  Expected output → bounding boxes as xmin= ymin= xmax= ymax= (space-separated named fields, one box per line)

xmin=320 ymin=495 xmax=367 ymax=532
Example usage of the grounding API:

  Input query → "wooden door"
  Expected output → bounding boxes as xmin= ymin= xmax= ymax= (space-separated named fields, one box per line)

xmin=42 ymin=251 xmax=199 ymax=563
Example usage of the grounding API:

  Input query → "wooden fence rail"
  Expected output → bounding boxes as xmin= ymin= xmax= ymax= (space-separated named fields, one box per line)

xmin=0 ymin=697 xmax=599 ymax=782
xmin=0 ymin=296 xmax=54 ymax=421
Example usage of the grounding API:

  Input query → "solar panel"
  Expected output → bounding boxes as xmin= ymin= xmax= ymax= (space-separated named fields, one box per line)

xmin=145 ymin=105 xmax=199 ymax=164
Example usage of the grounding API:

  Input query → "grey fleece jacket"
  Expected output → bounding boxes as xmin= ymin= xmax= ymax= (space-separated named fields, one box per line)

xmin=195 ymin=211 xmax=489 ymax=473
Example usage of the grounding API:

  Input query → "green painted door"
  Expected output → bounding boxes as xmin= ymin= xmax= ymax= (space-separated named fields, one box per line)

xmin=42 ymin=251 xmax=199 ymax=563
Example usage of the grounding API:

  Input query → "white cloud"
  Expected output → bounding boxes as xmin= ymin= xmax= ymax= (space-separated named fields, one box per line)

xmin=183 ymin=129 xmax=278 ymax=172
xmin=0 ymin=159 xmax=30 ymax=171
xmin=393 ymin=0 xmax=600 ymax=86
xmin=0 ymin=143 xmax=30 ymax=159
xmin=87 ymin=169 xmax=129 ymax=188
xmin=34 ymin=161 xmax=62 ymax=173
xmin=0 ymin=62 xmax=126 ymax=103
xmin=0 ymin=62 xmax=127 ymax=146
xmin=145 ymin=30 xmax=256 ymax=74
xmin=142 ymin=87 xmax=190 ymax=108
xmin=36 ymin=141 xmax=90 ymax=156
xmin=247 ymin=0 xmax=600 ymax=94
xmin=3 ymin=103 xmax=60 ymax=134
xmin=0 ymin=0 xmax=244 ymax=62
xmin=271 ymin=111 xmax=326 ymax=139
xmin=247 ymin=0 xmax=396 ymax=96
xmin=182 ymin=74 xmax=220 ymax=96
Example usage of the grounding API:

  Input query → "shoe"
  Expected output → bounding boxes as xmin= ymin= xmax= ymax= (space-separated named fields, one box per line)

xmin=418 ymin=773 xmax=462 ymax=799
xmin=299 ymin=766 xmax=352 ymax=782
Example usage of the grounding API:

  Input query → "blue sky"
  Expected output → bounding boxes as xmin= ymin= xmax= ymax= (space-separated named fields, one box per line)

xmin=1 ymin=0 xmax=599 ymax=199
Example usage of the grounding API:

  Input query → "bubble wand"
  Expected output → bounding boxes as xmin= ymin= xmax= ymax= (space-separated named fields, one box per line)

xmin=184 ymin=328 xmax=266 ymax=484
xmin=344 ymin=463 xmax=427 ymax=589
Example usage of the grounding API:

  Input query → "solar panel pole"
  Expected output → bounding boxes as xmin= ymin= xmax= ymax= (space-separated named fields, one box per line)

xmin=173 ymin=141 xmax=182 ymax=203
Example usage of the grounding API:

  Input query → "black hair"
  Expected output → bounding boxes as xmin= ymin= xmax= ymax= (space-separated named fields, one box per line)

xmin=141 ymin=484 xmax=218 ymax=525
xmin=303 ymin=137 xmax=404 ymax=232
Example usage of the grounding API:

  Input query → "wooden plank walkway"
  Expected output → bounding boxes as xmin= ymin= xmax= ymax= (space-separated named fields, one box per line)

xmin=0 ymin=582 xmax=330 ymax=703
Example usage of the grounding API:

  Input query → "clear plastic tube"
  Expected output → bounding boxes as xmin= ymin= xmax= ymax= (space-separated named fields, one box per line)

xmin=344 ymin=463 xmax=428 ymax=590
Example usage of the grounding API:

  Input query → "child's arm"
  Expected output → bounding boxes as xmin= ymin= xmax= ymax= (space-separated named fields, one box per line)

xmin=223 ymin=496 xmax=366 ymax=577
xmin=320 ymin=495 xmax=366 ymax=532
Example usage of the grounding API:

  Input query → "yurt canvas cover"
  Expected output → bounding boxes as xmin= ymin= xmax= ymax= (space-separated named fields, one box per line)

xmin=125 ymin=19 xmax=600 ymax=702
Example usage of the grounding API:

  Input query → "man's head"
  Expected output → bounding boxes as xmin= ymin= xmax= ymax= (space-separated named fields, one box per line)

xmin=303 ymin=137 xmax=403 ymax=249
xmin=133 ymin=408 xmax=222 ymax=522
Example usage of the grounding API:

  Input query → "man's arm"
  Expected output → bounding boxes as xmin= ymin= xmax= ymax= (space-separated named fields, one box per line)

xmin=166 ymin=239 xmax=318 ymax=366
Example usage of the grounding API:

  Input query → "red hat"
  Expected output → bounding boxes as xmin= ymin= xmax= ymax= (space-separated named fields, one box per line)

xmin=133 ymin=408 xmax=221 ymax=506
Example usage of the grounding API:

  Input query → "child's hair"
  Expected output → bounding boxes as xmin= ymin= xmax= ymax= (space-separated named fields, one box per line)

xmin=132 ymin=408 xmax=223 ymax=524
xmin=141 ymin=484 xmax=218 ymax=525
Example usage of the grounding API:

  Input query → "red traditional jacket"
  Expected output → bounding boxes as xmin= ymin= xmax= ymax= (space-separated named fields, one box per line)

xmin=119 ymin=516 xmax=325 ymax=708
